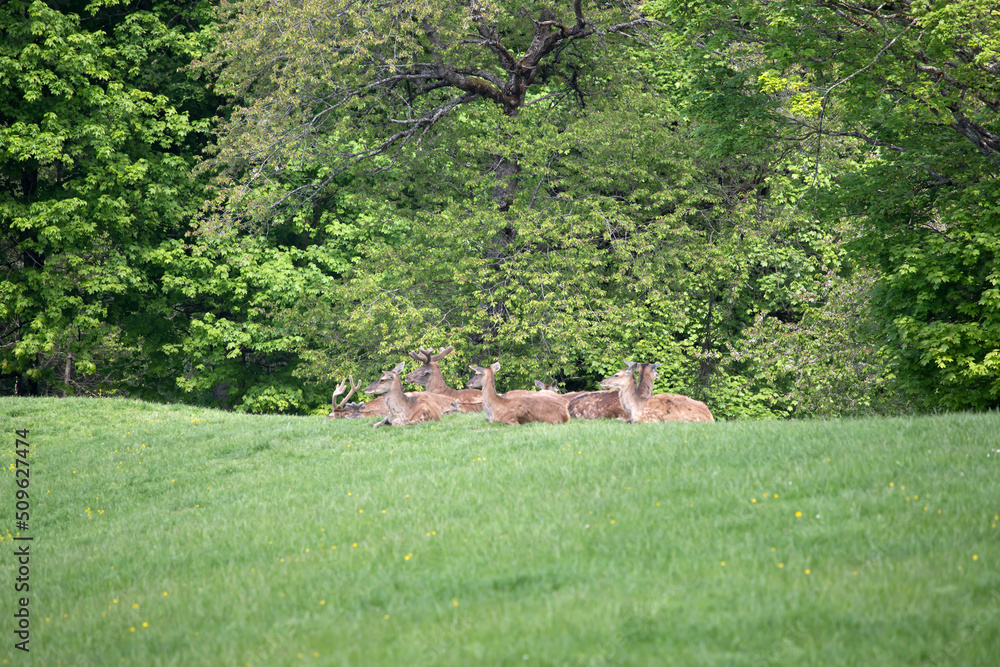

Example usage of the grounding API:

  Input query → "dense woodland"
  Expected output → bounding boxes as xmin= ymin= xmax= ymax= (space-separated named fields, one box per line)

xmin=2 ymin=0 xmax=998 ymax=418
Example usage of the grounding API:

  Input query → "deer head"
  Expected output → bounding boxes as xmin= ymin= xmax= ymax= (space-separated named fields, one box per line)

xmin=599 ymin=370 xmax=628 ymax=391
xmin=404 ymin=346 xmax=454 ymax=385
xmin=466 ymin=362 xmax=500 ymax=389
xmin=365 ymin=362 xmax=405 ymax=395
xmin=534 ymin=380 xmax=559 ymax=392
xmin=600 ymin=361 xmax=660 ymax=392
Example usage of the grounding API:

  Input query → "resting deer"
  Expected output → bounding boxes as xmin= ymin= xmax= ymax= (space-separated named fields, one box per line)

xmin=530 ymin=381 xmax=589 ymax=400
xmin=567 ymin=391 xmax=628 ymax=420
xmin=600 ymin=362 xmax=714 ymax=423
xmin=405 ymin=346 xmax=483 ymax=412
xmin=328 ymin=376 xmax=366 ymax=419
xmin=364 ymin=362 xmax=447 ymax=428
xmin=566 ymin=375 xmax=657 ymax=420
xmin=328 ymin=378 xmax=456 ymax=420
xmin=326 ymin=376 xmax=410 ymax=419
xmin=467 ymin=363 xmax=570 ymax=425
xmin=502 ymin=380 xmax=569 ymax=404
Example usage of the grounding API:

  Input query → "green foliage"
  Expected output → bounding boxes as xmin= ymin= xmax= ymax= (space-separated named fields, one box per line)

xmin=235 ymin=384 xmax=309 ymax=415
xmin=648 ymin=0 xmax=1000 ymax=410
xmin=854 ymin=165 xmax=1000 ymax=409
xmin=719 ymin=270 xmax=910 ymax=418
xmin=200 ymin=1 xmax=878 ymax=414
xmin=6 ymin=0 xmax=992 ymax=416
xmin=0 ymin=0 xmax=218 ymax=396
xmin=279 ymin=80 xmax=847 ymax=407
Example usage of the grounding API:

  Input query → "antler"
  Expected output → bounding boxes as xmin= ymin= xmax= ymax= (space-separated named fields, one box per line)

xmin=333 ymin=376 xmax=361 ymax=409
xmin=332 ymin=378 xmax=347 ymax=409
xmin=407 ymin=347 xmax=436 ymax=363
xmin=431 ymin=346 xmax=454 ymax=362
xmin=407 ymin=346 xmax=453 ymax=363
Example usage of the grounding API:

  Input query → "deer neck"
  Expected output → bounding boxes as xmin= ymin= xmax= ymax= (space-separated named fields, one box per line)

xmin=481 ymin=367 xmax=504 ymax=420
xmin=384 ymin=373 xmax=410 ymax=414
xmin=617 ymin=373 xmax=646 ymax=421
xmin=424 ymin=364 xmax=453 ymax=395
xmin=634 ymin=364 xmax=656 ymax=399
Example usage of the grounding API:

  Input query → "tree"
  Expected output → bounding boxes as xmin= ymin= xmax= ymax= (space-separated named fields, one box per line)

xmin=196 ymin=0 xmax=877 ymax=417
xmin=649 ymin=0 xmax=1000 ymax=409
xmin=201 ymin=0 xmax=658 ymax=222
xmin=0 ymin=0 xmax=218 ymax=396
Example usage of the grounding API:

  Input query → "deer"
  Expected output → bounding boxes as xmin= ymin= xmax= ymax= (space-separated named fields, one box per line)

xmin=328 ymin=376 xmax=366 ymax=419
xmin=565 ymin=372 xmax=659 ymax=420
xmin=599 ymin=362 xmax=714 ymax=423
xmin=363 ymin=362 xmax=452 ymax=428
xmin=502 ymin=380 xmax=568 ymax=404
xmin=466 ymin=362 xmax=570 ymax=425
xmin=327 ymin=377 xmax=456 ymax=420
xmin=404 ymin=346 xmax=483 ymax=412
xmin=567 ymin=391 xmax=628 ymax=420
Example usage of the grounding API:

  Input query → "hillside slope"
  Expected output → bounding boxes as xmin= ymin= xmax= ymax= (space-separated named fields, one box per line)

xmin=1 ymin=398 xmax=998 ymax=665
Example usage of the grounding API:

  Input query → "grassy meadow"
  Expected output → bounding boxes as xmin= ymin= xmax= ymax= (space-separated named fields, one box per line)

xmin=0 ymin=396 xmax=998 ymax=666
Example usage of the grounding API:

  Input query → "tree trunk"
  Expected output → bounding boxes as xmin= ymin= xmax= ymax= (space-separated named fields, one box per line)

xmin=61 ymin=352 xmax=75 ymax=397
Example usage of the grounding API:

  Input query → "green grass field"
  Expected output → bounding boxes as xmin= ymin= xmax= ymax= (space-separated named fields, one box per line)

xmin=0 ymin=397 xmax=997 ymax=666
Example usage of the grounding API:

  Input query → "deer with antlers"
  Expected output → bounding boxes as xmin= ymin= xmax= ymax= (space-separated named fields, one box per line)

xmin=329 ymin=377 xmax=457 ymax=420
xmin=363 ymin=362 xmax=453 ymax=428
xmin=466 ymin=362 xmax=570 ymax=425
xmin=404 ymin=346 xmax=483 ymax=412
xmin=599 ymin=362 xmax=714 ymax=423
xmin=328 ymin=376 xmax=367 ymax=419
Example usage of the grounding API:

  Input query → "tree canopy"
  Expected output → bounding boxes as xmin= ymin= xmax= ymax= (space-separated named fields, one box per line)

xmin=1 ymin=0 xmax=217 ymax=396
xmin=2 ymin=0 xmax=996 ymax=415
xmin=646 ymin=0 xmax=1000 ymax=408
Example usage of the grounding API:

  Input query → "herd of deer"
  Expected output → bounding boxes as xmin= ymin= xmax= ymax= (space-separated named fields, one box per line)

xmin=329 ymin=346 xmax=714 ymax=427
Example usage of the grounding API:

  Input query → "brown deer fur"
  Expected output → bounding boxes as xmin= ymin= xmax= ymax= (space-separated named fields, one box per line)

xmin=364 ymin=362 xmax=447 ymax=428
xmin=328 ymin=383 xmax=455 ymax=420
xmin=566 ymin=378 xmax=655 ymax=420
xmin=502 ymin=380 xmax=568 ymax=405
xmin=567 ymin=390 xmax=628 ymax=420
xmin=600 ymin=362 xmax=714 ymax=423
xmin=404 ymin=346 xmax=483 ymax=412
xmin=467 ymin=363 xmax=570 ymax=425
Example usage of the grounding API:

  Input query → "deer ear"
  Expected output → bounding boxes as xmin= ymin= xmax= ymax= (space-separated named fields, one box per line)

xmin=491 ymin=362 xmax=501 ymax=372
xmin=534 ymin=380 xmax=544 ymax=390
xmin=392 ymin=362 xmax=405 ymax=374
xmin=469 ymin=365 xmax=478 ymax=372
xmin=651 ymin=362 xmax=662 ymax=369
xmin=624 ymin=360 xmax=637 ymax=369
